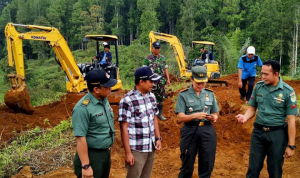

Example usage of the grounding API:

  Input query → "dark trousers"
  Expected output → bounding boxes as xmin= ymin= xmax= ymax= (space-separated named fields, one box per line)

xmin=246 ymin=127 xmax=288 ymax=178
xmin=74 ymin=148 xmax=111 ymax=178
xmin=178 ymin=123 xmax=217 ymax=178
xmin=239 ymin=77 xmax=255 ymax=101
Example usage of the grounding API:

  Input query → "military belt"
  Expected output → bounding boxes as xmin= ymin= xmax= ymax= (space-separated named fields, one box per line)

xmin=185 ymin=120 xmax=211 ymax=127
xmin=88 ymin=147 xmax=111 ymax=151
xmin=253 ymin=122 xmax=286 ymax=132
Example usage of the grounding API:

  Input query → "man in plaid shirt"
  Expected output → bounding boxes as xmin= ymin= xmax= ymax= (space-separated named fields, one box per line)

xmin=119 ymin=66 xmax=162 ymax=178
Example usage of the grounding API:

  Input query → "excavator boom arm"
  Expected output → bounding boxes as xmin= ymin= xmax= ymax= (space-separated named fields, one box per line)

xmin=5 ymin=23 xmax=86 ymax=93
xmin=149 ymin=31 xmax=191 ymax=78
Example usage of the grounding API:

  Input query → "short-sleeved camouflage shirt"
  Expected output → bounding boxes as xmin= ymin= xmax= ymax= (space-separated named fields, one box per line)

xmin=144 ymin=53 xmax=168 ymax=104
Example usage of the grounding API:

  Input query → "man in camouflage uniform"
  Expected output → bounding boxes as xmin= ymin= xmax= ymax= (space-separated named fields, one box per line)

xmin=144 ymin=41 xmax=171 ymax=121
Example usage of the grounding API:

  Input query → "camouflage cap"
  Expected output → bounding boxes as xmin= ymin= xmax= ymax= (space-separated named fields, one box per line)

xmin=192 ymin=66 xmax=208 ymax=82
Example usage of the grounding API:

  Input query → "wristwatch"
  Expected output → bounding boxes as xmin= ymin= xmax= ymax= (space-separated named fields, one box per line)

xmin=288 ymin=145 xmax=296 ymax=150
xmin=155 ymin=137 xmax=162 ymax=141
xmin=82 ymin=164 xmax=90 ymax=170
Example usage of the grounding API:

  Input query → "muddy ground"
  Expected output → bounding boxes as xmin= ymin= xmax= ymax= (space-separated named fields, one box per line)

xmin=2 ymin=74 xmax=300 ymax=178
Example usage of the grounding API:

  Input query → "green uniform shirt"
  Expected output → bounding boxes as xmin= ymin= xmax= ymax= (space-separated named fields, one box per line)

xmin=249 ymin=78 xmax=298 ymax=126
xmin=72 ymin=92 xmax=115 ymax=149
xmin=175 ymin=86 xmax=219 ymax=122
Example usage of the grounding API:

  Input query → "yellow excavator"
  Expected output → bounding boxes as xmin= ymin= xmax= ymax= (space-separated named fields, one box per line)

xmin=4 ymin=23 xmax=123 ymax=114
xmin=149 ymin=31 xmax=227 ymax=86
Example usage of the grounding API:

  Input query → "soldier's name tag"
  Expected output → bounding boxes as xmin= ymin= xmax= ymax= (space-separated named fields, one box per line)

xmin=96 ymin=112 xmax=103 ymax=117
xmin=188 ymin=100 xmax=195 ymax=103
xmin=274 ymin=97 xmax=284 ymax=102
xmin=256 ymin=93 xmax=263 ymax=97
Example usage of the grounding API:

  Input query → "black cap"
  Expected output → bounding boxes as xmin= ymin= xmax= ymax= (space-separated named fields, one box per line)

xmin=152 ymin=41 xmax=160 ymax=48
xmin=86 ymin=70 xmax=117 ymax=87
xmin=134 ymin=67 xmax=161 ymax=81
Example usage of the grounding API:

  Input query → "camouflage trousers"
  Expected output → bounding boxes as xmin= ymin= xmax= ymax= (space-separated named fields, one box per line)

xmin=152 ymin=77 xmax=166 ymax=106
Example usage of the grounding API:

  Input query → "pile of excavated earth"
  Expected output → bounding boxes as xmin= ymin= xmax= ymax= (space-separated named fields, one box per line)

xmin=1 ymin=74 xmax=299 ymax=178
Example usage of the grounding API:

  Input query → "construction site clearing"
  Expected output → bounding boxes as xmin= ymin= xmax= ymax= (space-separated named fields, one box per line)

xmin=1 ymin=74 xmax=300 ymax=178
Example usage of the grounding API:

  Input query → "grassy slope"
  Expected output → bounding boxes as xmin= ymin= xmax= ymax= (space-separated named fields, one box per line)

xmin=0 ymin=68 xmax=9 ymax=105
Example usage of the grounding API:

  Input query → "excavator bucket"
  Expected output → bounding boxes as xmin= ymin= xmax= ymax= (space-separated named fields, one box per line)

xmin=107 ymin=90 xmax=125 ymax=104
xmin=4 ymin=74 xmax=34 ymax=114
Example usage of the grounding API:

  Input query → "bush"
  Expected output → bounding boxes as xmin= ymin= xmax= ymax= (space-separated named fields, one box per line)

xmin=0 ymin=119 xmax=74 ymax=177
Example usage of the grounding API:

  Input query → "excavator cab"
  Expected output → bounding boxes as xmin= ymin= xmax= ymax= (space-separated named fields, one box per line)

xmin=192 ymin=41 xmax=227 ymax=86
xmin=84 ymin=35 xmax=124 ymax=103
xmin=84 ymin=35 xmax=122 ymax=91
xmin=192 ymin=41 xmax=219 ymax=78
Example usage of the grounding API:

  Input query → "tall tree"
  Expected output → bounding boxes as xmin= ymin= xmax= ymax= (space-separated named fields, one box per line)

xmin=108 ymin=0 xmax=125 ymax=44
xmin=137 ymin=0 xmax=160 ymax=44
xmin=176 ymin=0 xmax=197 ymax=45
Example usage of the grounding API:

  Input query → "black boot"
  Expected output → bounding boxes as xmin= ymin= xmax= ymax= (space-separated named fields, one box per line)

xmin=157 ymin=104 xmax=166 ymax=121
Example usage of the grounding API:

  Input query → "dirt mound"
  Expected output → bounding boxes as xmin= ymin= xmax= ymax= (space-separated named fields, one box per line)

xmin=11 ymin=166 xmax=35 ymax=178
xmin=0 ymin=93 xmax=84 ymax=145
xmin=11 ymin=166 xmax=76 ymax=178
xmin=6 ymin=73 xmax=300 ymax=178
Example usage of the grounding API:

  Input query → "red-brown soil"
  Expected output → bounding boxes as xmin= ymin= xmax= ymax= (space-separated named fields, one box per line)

xmin=4 ymin=86 xmax=34 ymax=114
xmin=3 ymin=74 xmax=300 ymax=178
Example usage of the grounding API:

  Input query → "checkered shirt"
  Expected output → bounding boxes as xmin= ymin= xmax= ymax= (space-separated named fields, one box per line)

xmin=118 ymin=89 xmax=159 ymax=152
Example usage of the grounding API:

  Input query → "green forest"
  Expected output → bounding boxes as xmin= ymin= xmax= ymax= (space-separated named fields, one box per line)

xmin=0 ymin=0 xmax=300 ymax=105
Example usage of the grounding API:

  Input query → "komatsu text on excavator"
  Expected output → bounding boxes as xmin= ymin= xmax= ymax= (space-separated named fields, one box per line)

xmin=4 ymin=23 xmax=123 ymax=114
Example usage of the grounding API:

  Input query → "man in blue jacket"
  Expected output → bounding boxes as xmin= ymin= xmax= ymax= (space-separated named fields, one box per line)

xmin=238 ymin=46 xmax=262 ymax=103
xmin=94 ymin=44 xmax=112 ymax=67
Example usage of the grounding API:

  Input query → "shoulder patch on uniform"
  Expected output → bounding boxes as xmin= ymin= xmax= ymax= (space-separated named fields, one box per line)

xmin=204 ymin=88 xmax=213 ymax=92
xmin=82 ymin=99 xmax=90 ymax=106
xmin=283 ymin=83 xmax=294 ymax=91
xmin=179 ymin=88 xmax=189 ymax=93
